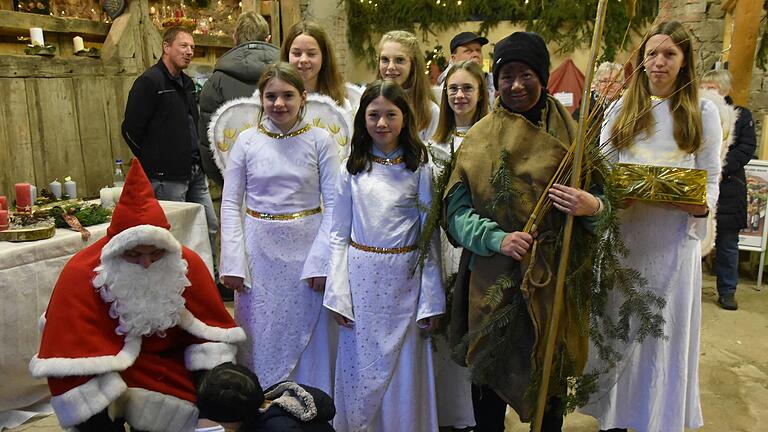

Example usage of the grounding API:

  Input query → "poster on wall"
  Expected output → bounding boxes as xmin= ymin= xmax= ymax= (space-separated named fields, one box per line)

xmin=738 ymin=159 xmax=768 ymax=251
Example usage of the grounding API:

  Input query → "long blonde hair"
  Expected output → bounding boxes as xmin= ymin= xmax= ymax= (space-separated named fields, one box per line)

xmin=433 ymin=60 xmax=488 ymax=143
xmin=378 ymin=30 xmax=436 ymax=132
xmin=611 ymin=21 xmax=702 ymax=153
xmin=281 ymin=21 xmax=347 ymax=106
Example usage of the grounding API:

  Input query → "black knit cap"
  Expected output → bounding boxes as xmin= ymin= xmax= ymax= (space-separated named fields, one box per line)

xmin=197 ymin=362 xmax=265 ymax=423
xmin=492 ymin=31 xmax=550 ymax=88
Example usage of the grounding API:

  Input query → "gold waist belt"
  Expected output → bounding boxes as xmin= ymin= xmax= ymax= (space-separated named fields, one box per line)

xmin=350 ymin=240 xmax=417 ymax=254
xmin=246 ymin=207 xmax=321 ymax=220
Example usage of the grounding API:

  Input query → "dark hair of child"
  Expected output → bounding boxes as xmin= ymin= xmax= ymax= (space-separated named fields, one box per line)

xmin=346 ymin=80 xmax=428 ymax=175
xmin=197 ymin=362 xmax=265 ymax=423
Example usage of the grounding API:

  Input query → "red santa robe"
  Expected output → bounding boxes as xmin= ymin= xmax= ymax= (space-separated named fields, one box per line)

xmin=28 ymin=160 xmax=245 ymax=432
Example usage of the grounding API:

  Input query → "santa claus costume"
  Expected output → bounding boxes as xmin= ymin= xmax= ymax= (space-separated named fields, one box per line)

xmin=29 ymin=160 xmax=245 ymax=432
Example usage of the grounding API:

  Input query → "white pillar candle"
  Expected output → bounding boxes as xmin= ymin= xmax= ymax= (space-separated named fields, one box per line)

xmin=63 ymin=178 xmax=77 ymax=199
xmin=29 ymin=28 xmax=44 ymax=46
xmin=49 ymin=180 xmax=62 ymax=199
xmin=112 ymin=186 xmax=123 ymax=203
xmin=29 ymin=185 xmax=37 ymax=204
xmin=100 ymin=187 xmax=114 ymax=207
xmin=73 ymin=36 xmax=85 ymax=52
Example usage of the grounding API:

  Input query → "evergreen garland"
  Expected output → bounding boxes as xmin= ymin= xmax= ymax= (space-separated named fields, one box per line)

xmin=345 ymin=0 xmax=657 ymax=68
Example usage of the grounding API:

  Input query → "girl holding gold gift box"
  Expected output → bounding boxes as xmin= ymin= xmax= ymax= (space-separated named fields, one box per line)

xmin=579 ymin=21 xmax=723 ymax=432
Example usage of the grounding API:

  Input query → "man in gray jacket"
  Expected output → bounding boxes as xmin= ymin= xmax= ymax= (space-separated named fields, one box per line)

xmin=198 ymin=12 xmax=279 ymax=186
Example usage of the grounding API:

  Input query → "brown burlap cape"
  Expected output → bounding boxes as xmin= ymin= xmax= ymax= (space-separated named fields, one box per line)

xmin=443 ymin=95 xmax=591 ymax=420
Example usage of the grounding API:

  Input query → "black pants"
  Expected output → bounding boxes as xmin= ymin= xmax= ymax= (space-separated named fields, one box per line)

xmin=472 ymin=385 xmax=564 ymax=432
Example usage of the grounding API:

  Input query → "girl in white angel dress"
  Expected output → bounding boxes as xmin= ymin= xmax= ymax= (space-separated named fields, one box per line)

xmin=324 ymin=79 xmax=445 ymax=432
xmin=219 ymin=62 xmax=339 ymax=394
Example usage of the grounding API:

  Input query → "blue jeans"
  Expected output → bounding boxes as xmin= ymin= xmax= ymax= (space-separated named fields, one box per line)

xmin=715 ymin=228 xmax=740 ymax=296
xmin=150 ymin=164 xmax=219 ymax=264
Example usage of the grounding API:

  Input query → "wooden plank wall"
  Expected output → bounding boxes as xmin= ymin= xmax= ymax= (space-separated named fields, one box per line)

xmin=0 ymin=74 xmax=134 ymax=201
xmin=0 ymin=0 xmax=236 ymax=204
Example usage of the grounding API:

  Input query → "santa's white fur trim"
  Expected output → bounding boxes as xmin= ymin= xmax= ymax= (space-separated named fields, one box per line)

xmin=101 ymin=225 xmax=181 ymax=261
xmin=50 ymin=372 xmax=127 ymax=428
xmin=178 ymin=309 xmax=246 ymax=343
xmin=124 ymin=387 xmax=198 ymax=432
xmin=184 ymin=342 xmax=238 ymax=371
xmin=29 ymin=337 xmax=141 ymax=378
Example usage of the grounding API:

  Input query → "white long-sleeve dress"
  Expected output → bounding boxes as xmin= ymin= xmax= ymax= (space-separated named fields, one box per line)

xmin=220 ymin=118 xmax=339 ymax=393
xmin=323 ymin=149 xmax=446 ymax=432
xmin=580 ymin=98 xmax=722 ymax=432
xmin=428 ymin=128 xmax=476 ymax=429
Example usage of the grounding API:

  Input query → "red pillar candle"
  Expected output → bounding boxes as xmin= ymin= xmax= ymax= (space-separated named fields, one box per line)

xmin=15 ymin=183 xmax=31 ymax=210
xmin=0 ymin=195 xmax=7 ymax=210
xmin=0 ymin=209 xmax=7 ymax=230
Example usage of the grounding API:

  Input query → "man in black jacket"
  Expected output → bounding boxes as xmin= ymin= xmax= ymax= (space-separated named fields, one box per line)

xmin=198 ymin=12 xmax=279 ymax=186
xmin=122 ymin=26 xmax=218 ymax=256
xmin=702 ymin=69 xmax=757 ymax=311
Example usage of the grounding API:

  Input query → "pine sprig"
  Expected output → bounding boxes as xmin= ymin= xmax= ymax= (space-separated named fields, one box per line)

xmin=487 ymin=149 xmax=524 ymax=215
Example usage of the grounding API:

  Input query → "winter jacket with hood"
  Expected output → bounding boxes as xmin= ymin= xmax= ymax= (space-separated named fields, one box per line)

xmin=198 ymin=40 xmax=279 ymax=185
xmin=717 ymin=96 xmax=757 ymax=231
xmin=238 ymin=381 xmax=336 ymax=432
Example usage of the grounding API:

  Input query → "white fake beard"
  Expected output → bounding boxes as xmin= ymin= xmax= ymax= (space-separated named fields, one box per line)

xmin=93 ymin=254 xmax=190 ymax=338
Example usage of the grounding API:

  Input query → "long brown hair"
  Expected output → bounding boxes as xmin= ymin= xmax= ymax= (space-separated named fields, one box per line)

xmin=378 ymin=31 xmax=436 ymax=132
xmin=347 ymin=80 xmax=428 ymax=175
xmin=611 ymin=21 xmax=702 ymax=153
xmin=432 ymin=60 xmax=489 ymax=143
xmin=280 ymin=21 xmax=347 ymax=106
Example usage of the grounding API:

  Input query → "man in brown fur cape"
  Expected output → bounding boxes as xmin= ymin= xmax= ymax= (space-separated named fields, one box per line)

xmin=443 ymin=32 xmax=604 ymax=432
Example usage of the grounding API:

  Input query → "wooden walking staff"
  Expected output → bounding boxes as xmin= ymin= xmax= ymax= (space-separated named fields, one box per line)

xmin=531 ymin=0 xmax=610 ymax=430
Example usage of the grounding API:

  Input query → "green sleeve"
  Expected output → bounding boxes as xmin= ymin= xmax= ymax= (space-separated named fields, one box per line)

xmin=446 ymin=183 xmax=508 ymax=256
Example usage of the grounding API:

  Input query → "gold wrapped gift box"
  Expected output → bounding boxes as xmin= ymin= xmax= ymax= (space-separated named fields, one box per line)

xmin=611 ymin=163 xmax=707 ymax=205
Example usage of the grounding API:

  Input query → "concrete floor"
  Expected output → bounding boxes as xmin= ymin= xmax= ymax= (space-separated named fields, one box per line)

xmin=9 ymin=275 xmax=768 ymax=432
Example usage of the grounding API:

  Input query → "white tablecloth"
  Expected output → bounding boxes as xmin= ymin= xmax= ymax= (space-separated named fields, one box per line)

xmin=0 ymin=201 xmax=213 ymax=427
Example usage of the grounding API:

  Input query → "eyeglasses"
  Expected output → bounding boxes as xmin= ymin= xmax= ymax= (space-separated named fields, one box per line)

xmin=447 ymin=84 xmax=476 ymax=96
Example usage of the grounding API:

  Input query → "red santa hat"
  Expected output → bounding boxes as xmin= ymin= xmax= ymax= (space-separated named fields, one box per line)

xmin=101 ymin=159 xmax=181 ymax=261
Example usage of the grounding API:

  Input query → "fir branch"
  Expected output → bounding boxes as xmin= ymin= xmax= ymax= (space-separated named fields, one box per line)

xmin=486 ymin=149 xmax=524 ymax=214
xmin=414 ymin=152 xmax=456 ymax=274
xmin=345 ymin=0 xmax=657 ymax=69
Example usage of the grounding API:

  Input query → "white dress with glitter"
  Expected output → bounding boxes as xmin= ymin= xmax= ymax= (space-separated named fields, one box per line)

xmin=323 ymin=149 xmax=446 ymax=432
xmin=220 ymin=118 xmax=339 ymax=393
xmin=427 ymin=128 xmax=476 ymax=429
xmin=579 ymin=98 xmax=722 ymax=432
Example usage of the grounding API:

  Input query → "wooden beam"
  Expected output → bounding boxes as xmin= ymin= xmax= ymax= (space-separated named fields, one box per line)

xmin=0 ymin=55 xmax=138 ymax=78
xmin=270 ymin=1 xmax=281 ymax=45
xmin=193 ymin=34 xmax=234 ymax=49
xmin=280 ymin=0 xmax=301 ymax=34
xmin=0 ymin=10 xmax=110 ymax=36
xmin=261 ymin=1 xmax=274 ymax=16
xmin=728 ymin=0 xmax=763 ymax=106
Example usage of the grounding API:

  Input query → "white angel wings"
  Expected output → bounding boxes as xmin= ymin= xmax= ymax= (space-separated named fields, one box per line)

xmin=208 ymin=92 xmax=354 ymax=174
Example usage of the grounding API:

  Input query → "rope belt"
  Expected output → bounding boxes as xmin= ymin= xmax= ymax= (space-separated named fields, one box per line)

xmin=349 ymin=240 xmax=417 ymax=255
xmin=246 ymin=207 xmax=321 ymax=221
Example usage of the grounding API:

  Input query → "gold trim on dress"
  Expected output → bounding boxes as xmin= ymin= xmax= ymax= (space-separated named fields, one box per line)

xmin=649 ymin=95 xmax=665 ymax=102
xmin=371 ymin=155 xmax=403 ymax=165
xmin=246 ymin=207 xmax=321 ymax=220
xmin=349 ymin=240 xmax=417 ymax=254
xmin=258 ymin=123 xmax=312 ymax=139
xmin=454 ymin=129 xmax=467 ymax=138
